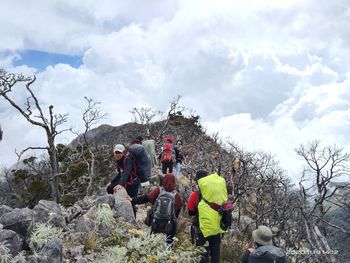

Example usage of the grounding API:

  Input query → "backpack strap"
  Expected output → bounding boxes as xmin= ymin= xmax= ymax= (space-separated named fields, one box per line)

xmin=123 ymin=153 xmax=138 ymax=186
xmin=159 ymin=187 xmax=176 ymax=199
xmin=159 ymin=186 xmax=165 ymax=196
xmin=201 ymin=196 xmax=222 ymax=212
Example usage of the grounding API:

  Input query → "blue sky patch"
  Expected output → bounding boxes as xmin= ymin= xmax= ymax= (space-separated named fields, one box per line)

xmin=13 ymin=50 xmax=82 ymax=71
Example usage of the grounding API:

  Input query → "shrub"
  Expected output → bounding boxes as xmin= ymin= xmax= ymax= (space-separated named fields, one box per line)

xmin=84 ymin=231 xmax=99 ymax=251
xmin=99 ymin=231 xmax=203 ymax=263
xmin=96 ymin=204 xmax=115 ymax=229
xmin=100 ymin=246 xmax=128 ymax=263
xmin=29 ymin=223 xmax=63 ymax=251
xmin=0 ymin=241 xmax=11 ymax=263
xmin=59 ymin=194 xmax=76 ymax=207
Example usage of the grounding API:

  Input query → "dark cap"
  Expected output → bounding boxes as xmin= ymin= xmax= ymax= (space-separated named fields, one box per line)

xmin=131 ymin=136 xmax=143 ymax=144
xmin=195 ymin=170 xmax=208 ymax=180
xmin=136 ymin=136 xmax=143 ymax=142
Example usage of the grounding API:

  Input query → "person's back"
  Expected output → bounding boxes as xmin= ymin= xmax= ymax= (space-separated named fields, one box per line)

xmin=249 ymin=245 xmax=286 ymax=263
xmin=142 ymin=139 xmax=157 ymax=168
xmin=151 ymin=186 xmax=177 ymax=234
xmin=131 ymin=173 xmax=183 ymax=245
xmin=242 ymin=225 xmax=287 ymax=263
xmin=188 ymin=170 xmax=228 ymax=263
xmin=197 ymin=172 xmax=228 ymax=238
xmin=160 ymin=136 xmax=174 ymax=174
xmin=174 ymin=140 xmax=183 ymax=177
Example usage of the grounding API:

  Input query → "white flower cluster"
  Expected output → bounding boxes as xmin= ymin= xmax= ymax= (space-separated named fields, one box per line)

xmin=96 ymin=204 xmax=115 ymax=229
xmin=0 ymin=241 xmax=11 ymax=263
xmin=100 ymin=232 xmax=203 ymax=263
xmin=29 ymin=222 xmax=63 ymax=251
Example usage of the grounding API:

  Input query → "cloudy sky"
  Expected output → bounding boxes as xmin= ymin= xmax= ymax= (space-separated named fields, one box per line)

xmin=1 ymin=0 xmax=349 ymax=180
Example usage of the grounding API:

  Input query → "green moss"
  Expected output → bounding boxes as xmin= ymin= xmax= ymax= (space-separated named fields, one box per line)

xmin=84 ymin=231 xmax=99 ymax=251
xmin=13 ymin=169 xmax=29 ymax=183
xmin=56 ymin=144 xmax=70 ymax=162
xmin=67 ymin=161 xmax=88 ymax=178
xmin=100 ymin=231 xmax=126 ymax=248
xmin=22 ymin=156 xmax=37 ymax=165
xmin=26 ymin=180 xmax=51 ymax=205
xmin=60 ymin=194 xmax=76 ymax=207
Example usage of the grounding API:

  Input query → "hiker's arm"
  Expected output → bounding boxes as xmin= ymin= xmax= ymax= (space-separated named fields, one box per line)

xmin=119 ymin=157 xmax=133 ymax=186
xmin=241 ymin=249 xmax=253 ymax=263
xmin=110 ymin=172 xmax=121 ymax=185
xmin=187 ymin=192 xmax=199 ymax=216
xmin=131 ymin=194 xmax=149 ymax=205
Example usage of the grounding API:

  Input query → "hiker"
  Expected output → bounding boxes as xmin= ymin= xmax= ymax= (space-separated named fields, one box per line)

xmin=109 ymin=143 xmax=140 ymax=217
xmin=242 ymin=225 xmax=287 ymax=263
xmin=131 ymin=173 xmax=183 ymax=246
xmin=131 ymin=135 xmax=143 ymax=145
xmin=142 ymin=138 xmax=157 ymax=168
xmin=174 ymin=140 xmax=184 ymax=177
xmin=106 ymin=144 xmax=126 ymax=195
xmin=159 ymin=136 xmax=174 ymax=175
xmin=187 ymin=170 xmax=229 ymax=263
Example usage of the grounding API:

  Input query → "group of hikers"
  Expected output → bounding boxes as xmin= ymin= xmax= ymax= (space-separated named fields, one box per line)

xmin=106 ymin=136 xmax=287 ymax=263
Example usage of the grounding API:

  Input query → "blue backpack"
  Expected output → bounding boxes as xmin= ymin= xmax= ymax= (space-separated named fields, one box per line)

xmin=128 ymin=144 xmax=151 ymax=183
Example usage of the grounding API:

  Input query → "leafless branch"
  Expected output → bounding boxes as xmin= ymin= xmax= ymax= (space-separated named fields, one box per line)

xmin=15 ymin=146 xmax=49 ymax=161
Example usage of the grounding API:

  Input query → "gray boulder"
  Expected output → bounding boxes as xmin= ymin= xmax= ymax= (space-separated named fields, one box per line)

xmin=33 ymin=200 xmax=66 ymax=228
xmin=0 ymin=205 xmax=13 ymax=218
xmin=75 ymin=206 xmax=97 ymax=233
xmin=113 ymin=188 xmax=135 ymax=222
xmin=38 ymin=237 xmax=63 ymax=263
xmin=0 ymin=229 xmax=23 ymax=256
xmin=95 ymin=194 xmax=115 ymax=208
xmin=0 ymin=208 xmax=36 ymax=239
xmin=65 ymin=204 xmax=83 ymax=223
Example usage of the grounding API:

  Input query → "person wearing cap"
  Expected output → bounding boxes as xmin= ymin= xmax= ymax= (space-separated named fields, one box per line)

xmin=131 ymin=136 xmax=143 ymax=145
xmin=106 ymin=144 xmax=126 ymax=195
xmin=187 ymin=170 xmax=228 ymax=263
xmin=242 ymin=225 xmax=286 ymax=263
xmin=107 ymin=143 xmax=140 ymax=216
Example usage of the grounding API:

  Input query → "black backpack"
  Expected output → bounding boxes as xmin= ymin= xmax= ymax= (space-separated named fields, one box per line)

xmin=151 ymin=187 xmax=177 ymax=233
xmin=249 ymin=245 xmax=287 ymax=263
xmin=128 ymin=144 xmax=151 ymax=183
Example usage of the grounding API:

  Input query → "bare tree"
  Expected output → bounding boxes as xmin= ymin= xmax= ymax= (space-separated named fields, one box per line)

xmin=79 ymin=97 xmax=107 ymax=195
xmin=0 ymin=124 xmax=3 ymax=141
xmin=294 ymin=175 xmax=338 ymax=263
xmin=296 ymin=140 xmax=350 ymax=235
xmin=156 ymin=95 xmax=185 ymax=142
xmin=130 ymin=106 xmax=161 ymax=125
xmin=0 ymin=69 xmax=69 ymax=202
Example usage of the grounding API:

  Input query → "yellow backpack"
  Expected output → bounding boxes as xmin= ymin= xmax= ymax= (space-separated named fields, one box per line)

xmin=197 ymin=173 xmax=228 ymax=237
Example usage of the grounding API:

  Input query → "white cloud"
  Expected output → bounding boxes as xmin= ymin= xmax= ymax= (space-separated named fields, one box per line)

xmin=1 ymin=0 xmax=350 ymax=181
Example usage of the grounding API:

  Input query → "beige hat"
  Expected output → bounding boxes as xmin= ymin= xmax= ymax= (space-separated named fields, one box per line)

xmin=252 ymin=225 xmax=273 ymax=245
xmin=113 ymin=144 xmax=125 ymax=153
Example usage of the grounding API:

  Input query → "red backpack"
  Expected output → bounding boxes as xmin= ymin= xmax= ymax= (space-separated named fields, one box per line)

xmin=161 ymin=138 xmax=173 ymax=162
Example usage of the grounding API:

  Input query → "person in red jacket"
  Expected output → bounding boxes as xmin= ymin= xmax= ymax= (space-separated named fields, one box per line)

xmin=131 ymin=173 xmax=183 ymax=245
